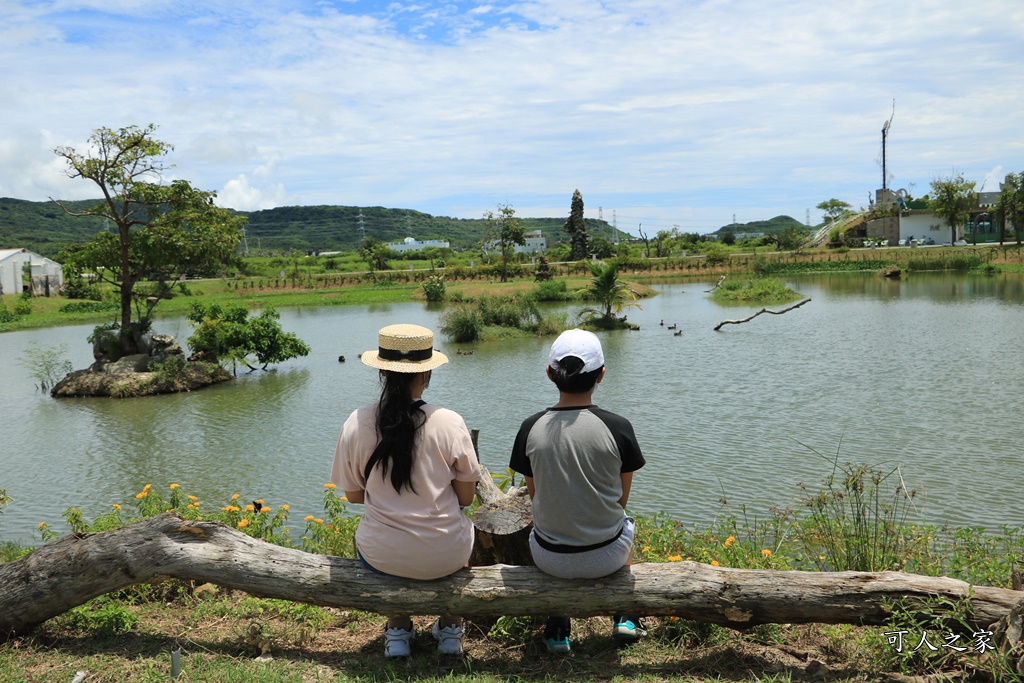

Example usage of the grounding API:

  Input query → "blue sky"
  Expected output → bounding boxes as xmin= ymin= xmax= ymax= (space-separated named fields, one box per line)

xmin=1 ymin=1 xmax=1022 ymax=235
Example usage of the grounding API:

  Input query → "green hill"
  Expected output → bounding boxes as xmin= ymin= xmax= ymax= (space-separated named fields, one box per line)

xmin=712 ymin=215 xmax=810 ymax=237
xmin=1 ymin=198 xmax=619 ymax=257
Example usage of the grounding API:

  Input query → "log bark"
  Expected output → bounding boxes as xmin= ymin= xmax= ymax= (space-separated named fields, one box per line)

xmin=469 ymin=431 xmax=535 ymax=567
xmin=714 ymin=298 xmax=811 ymax=331
xmin=2 ymin=513 xmax=1022 ymax=642
xmin=470 ymin=466 xmax=534 ymax=566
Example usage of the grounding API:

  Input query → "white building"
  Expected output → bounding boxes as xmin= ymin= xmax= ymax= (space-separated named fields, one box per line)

xmin=484 ymin=230 xmax=548 ymax=255
xmin=0 ymin=248 xmax=64 ymax=296
xmin=386 ymin=237 xmax=450 ymax=253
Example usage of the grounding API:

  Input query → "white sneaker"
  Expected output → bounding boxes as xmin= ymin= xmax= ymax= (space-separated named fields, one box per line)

xmin=431 ymin=619 xmax=464 ymax=655
xmin=384 ymin=626 xmax=414 ymax=658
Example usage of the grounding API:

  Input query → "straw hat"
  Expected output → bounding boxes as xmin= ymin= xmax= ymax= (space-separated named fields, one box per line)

xmin=360 ymin=324 xmax=449 ymax=373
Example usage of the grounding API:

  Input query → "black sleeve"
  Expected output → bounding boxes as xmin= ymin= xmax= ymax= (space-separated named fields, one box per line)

xmin=591 ymin=407 xmax=645 ymax=473
xmin=508 ymin=410 xmax=547 ymax=477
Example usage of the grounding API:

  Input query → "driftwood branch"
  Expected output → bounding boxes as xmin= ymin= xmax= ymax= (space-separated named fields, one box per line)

xmin=705 ymin=275 xmax=726 ymax=293
xmin=2 ymin=513 xmax=1021 ymax=642
xmin=714 ymin=298 xmax=811 ymax=331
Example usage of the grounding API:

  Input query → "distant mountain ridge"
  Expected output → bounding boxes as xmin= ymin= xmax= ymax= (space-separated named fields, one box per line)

xmin=2 ymin=197 xmax=803 ymax=258
xmin=0 ymin=198 xmax=616 ymax=257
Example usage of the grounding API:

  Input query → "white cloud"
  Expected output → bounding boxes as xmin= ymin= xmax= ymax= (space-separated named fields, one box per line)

xmin=218 ymin=174 xmax=290 ymax=211
xmin=1 ymin=0 xmax=1022 ymax=230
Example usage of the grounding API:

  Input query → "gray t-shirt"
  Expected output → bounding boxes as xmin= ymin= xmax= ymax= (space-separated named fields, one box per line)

xmin=509 ymin=405 xmax=645 ymax=548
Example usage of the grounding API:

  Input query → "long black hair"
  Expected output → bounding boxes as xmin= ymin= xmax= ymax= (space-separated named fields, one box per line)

xmin=363 ymin=370 xmax=426 ymax=494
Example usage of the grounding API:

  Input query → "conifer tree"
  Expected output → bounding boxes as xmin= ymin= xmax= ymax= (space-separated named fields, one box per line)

xmin=564 ymin=189 xmax=589 ymax=261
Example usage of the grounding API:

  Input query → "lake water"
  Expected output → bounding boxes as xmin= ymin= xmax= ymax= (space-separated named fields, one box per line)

xmin=2 ymin=273 xmax=1023 ymax=545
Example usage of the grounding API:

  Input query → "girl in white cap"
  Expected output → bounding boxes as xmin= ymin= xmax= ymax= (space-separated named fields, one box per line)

xmin=331 ymin=324 xmax=481 ymax=657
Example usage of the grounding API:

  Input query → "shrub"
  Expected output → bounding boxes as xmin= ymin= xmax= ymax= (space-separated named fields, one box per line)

xmin=440 ymin=305 xmax=483 ymax=343
xmin=61 ymin=278 xmax=104 ymax=301
xmin=701 ymin=242 xmax=730 ymax=266
xmin=12 ymin=292 xmax=33 ymax=316
xmin=533 ymin=279 xmax=570 ymax=301
xmin=17 ymin=342 xmax=73 ymax=391
xmin=421 ymin=275 xmax=446 ymax=302
xmin=59 ymin=300 xmax=118 ymax=314
xmin=0 ymin=302 xmax=17 ymax=323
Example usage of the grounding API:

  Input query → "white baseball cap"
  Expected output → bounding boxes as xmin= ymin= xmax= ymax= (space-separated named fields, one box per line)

xmin=548 ymin=328 xmax=604 ymax=373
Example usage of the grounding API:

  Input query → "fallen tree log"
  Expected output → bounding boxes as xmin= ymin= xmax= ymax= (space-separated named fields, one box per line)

xmin=714 ymin=298 xmax=811 ymax=331
xmin=2 ymin=513 xmax=1022 ymax=643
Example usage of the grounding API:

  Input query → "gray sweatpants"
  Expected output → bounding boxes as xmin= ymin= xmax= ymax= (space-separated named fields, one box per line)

xmin=529 ymin=517 xmax=635 ymax=579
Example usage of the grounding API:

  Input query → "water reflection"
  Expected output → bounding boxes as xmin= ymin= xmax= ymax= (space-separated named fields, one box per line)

xmin=1 ymin=271 xmax=1023 ymax=544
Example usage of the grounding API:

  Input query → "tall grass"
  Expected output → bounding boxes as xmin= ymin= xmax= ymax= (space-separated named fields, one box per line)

xmin=905 ymin=253 xmax=983 ymax=271
xmin=794 ymin=440 xmax=922 ymax=571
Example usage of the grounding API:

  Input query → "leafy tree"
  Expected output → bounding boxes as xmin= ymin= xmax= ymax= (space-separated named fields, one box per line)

xmin=358 ymin=237 xmax=393 ymax=272
xmin=187 ymin=302 xmax=310 ymax=374
xmin=577 ymin=261 xmax=639 ymax=320
xmin=776 ymin=225 xmax=808 ymax=251
xmin=588 ymin=235 xmax=617 ymax=260
xmin=564 ymin=189 xmax=589 ymax=261
xmin=654 ymin=230 xmax=676 ymax=257
xmin=55 ymin=125 xmax=245 ymax=355
xmin=929 ymin=173 xmax=976 ymax=245
xmin=996 ymin=172 xmax=1024 ymax=246
xmin=484 ymin=203 xmax=524 ymax=283
xmin=817 ymin=198 xmax=852 ymax=224
xmin=720 ymin=231 xmax=736 ymax=246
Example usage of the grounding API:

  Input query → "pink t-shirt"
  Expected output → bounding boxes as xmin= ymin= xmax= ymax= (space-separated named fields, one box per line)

xmin=331 ymin=401 xmax=482 ymax=580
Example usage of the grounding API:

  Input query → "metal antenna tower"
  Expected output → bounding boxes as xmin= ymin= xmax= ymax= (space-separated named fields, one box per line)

xmin=358 ymin=210 xmax=366 ymax=240
xmin=881 ymin=100 xmax=895 ymax=190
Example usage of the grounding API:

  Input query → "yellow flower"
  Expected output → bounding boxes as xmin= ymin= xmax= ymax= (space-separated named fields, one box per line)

xmin=112 ymin=503 xmax=122 ymax=511
xmin=724 ymin=536 xmax=735 ymax=547
xmin=135 ymin=492 xmax=147 ymax=499
xmin=641 ymin=545 xmax=650 ymax=553
xmin=170 ymin=483 xmax=180 ymax=490
xmin=231 ymin=493 xmax=240 ymax=501
xmin=304 ymin=515 xmax=315 ymax=522
xmin=260 ymin=506 xmax=271 ymax=514
xmin=326 ymin=524 xmax=334 ymax=530
xmin=143 ymin=483 xmax=152 ymax=491
xmin=711 ymin=560 xmax=720 ymax=566
xmin=188 ymin=495 xmax=198 ymax=502
xmin=761 ymin=549 xmax=772 ymax=557
xmin=315 ymin=518 xmax=324 ymax=524
xmin=340 ymin=496 xmax=348 ymax=503
xmin=324 ymin=482 xmax=337 ymax=489
xmin=255 ymin=499 xmax=264 ymax=506
xmin=38 ymin=522 xmax=47 ymax=529
xmin=668 ymin=616 xmax=679 ymax=623
xmin=245 ymin=505 xmax=255 ymax=512
xmin=237 ymin=519 xmax=249 ymax=529
xmin=281 ymin=504 xmax=290 ymax=511
xmin=667 ymin=555 xmax=682 ymax=562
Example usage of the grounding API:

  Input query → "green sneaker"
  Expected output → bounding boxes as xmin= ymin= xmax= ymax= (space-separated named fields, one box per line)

xmin=611 ymin=616 xmax=647 ymax=642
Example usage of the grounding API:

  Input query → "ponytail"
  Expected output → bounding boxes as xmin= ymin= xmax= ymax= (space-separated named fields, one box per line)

xmin=364 ymin=371 xmax=425 ymax=493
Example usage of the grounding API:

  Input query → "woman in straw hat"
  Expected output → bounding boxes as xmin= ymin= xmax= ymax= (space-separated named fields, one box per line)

xmin=330 ymin=324 xmax=481 ymax=658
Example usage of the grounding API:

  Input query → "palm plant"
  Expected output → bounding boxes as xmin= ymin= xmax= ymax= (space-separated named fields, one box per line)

xmin=577 ymin=261 xmax=640 ymax=320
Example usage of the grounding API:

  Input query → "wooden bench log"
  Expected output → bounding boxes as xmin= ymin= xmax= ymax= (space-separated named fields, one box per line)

xmin=2 ymin=512 xmax=1022 ymax=645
